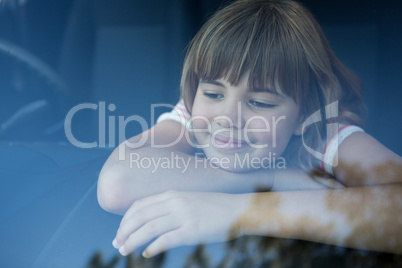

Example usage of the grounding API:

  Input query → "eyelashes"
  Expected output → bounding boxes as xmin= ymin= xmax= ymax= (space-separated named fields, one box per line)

xmin=203 ymin=92 xmax=224 ymax=99
xmin=248 ymin=100 xmax=276 ymax=109
xmin=202 ymin=91 xmax=277 ymax=110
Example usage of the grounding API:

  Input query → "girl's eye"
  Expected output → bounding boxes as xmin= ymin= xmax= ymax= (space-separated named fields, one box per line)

xmin=249 ymin=100 xmax=276 ymax=109
xmin=203 ymin=92 xmax=224 ymax=99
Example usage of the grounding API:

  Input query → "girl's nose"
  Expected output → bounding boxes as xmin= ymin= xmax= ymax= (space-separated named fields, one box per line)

xmin=214 ymin=101 xmax=245 ymax=129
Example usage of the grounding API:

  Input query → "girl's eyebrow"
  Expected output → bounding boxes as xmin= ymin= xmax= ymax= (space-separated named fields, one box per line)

xmin=199 ymin=80 xmax=225 ymax=87
xmin=199 ymin=79 xmax=282 ymax=97
xmin=252 ymin=87 xmax=282 ymax=97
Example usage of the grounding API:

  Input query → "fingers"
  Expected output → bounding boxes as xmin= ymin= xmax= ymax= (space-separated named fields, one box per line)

xmin=114 ymin=201 xmax=171 ymax=248
xmin=120 ymin=190 xmax=178 ymax=228
xmin=114 ymin=190 xmax=208 ymax=257
xmin=118 ymin=215 xmax=180 ymax=256
xmin=142 ymin=228 xmax=186 ymax=258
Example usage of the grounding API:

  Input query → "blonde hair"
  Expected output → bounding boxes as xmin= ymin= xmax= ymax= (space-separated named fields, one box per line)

xmin=180 ymin=0 xmax=365 ymax=169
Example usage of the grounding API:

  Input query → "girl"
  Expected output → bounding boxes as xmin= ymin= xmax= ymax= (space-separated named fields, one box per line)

xmin=97 ymin=0 xmax=402 ymax=259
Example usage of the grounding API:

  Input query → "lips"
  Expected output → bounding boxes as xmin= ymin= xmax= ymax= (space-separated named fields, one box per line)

xmin=211 ymin=133 xmax=247 ymax=150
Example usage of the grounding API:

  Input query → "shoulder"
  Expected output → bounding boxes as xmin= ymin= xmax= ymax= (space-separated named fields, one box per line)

xmin=156 ymin=99 xmax=191 ymax=126
xmin=320 ymin=124 xmax=365 ymax=175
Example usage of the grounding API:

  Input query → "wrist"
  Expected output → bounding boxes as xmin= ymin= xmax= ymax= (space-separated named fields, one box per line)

xmin=226 ymin=193 xmax=256 ymax=240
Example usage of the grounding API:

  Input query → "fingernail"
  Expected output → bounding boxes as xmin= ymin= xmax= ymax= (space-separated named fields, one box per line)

xmin=142 ymin=250 xmax=149 ymax=258
xmin=112 ymin=239 xmax=119 ymax=248
xmin=119 ymin=245 xmax=126 ymax=256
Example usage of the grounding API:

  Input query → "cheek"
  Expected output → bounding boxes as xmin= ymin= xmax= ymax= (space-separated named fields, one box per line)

xmin=192 ymin=93 xmax=206 ymax=117
xmin=245 ymin=117 xmax=273 ymax=144
xmin=192 ymin=96 xmax=216 ymax=126
xmin=191 ymin=98 xmax=213 ymax=137
xmin=246 ymin=116 xmax=297 ymax=152
xmin=271 ymin=123 xmax=295 ymax=151
xmin=191 ymin=118 xmax=208 ymax=132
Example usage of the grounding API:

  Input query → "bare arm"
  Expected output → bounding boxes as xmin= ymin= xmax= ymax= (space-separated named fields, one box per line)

xmin=334 ymin=131 xmax=402 ymax=186
xmin=113 ymin=183 xmax=402 ymax=257
xmin=231 ymin=184 xmax=402 ymax=254
xmin=110 ymin=127 xmax=402 ymax=256
xmin=97 ymin=120 xmax=331 ymax=214
xmin=232 ymin=131 xmax=402 ymax=254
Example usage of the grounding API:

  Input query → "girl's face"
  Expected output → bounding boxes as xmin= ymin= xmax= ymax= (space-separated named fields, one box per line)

xmin=191 ymin=73 xmax=303 ymax=172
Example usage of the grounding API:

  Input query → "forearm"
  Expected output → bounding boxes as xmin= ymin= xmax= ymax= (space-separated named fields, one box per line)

xmin=98 ymin=146 xmax=272 ymax=214
xmin=97 ymin=145 xmax=332 ymax=215
xmin=97 ymin=119 xmax=341 ymax=214
xmin=232 ymin=184 xmax=402 ymax=254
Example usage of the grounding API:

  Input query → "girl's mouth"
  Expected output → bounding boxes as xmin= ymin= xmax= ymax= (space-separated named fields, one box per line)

xmin=211 ymin=133 xmax=248 ymax=151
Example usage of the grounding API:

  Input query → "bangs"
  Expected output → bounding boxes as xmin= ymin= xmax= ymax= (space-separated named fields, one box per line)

xmin=191 ymin=1 xmax=311 ymax=103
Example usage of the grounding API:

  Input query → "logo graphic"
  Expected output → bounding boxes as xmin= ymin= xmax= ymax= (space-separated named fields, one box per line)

xmin=301 ymin=101 xmax=339 ymax=168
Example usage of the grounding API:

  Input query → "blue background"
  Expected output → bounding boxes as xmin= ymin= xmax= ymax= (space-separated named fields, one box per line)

xmin=0 ymin=0 xmax=401 ymax=267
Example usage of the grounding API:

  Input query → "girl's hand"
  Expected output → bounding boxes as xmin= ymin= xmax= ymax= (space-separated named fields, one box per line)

xmin=112 ymin=190 xmax=251 ymax=258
